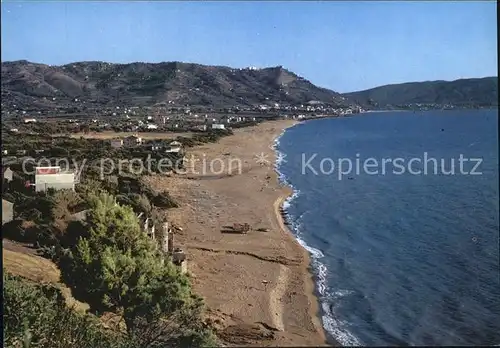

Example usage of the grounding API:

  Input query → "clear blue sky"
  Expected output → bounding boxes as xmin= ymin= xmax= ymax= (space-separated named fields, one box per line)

xmin=1 ymin=1 xmax=497 ymax=92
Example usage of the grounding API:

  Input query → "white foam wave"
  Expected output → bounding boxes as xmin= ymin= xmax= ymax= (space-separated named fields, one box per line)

xmin=273 ymin=125 xmax=361 ymax=346
xmin=297 ymin=238 xmax=325 ymax=259
xmin=290 ymin=221 xmax=361 ymax=345
xmin=282 ymin=200 xmax=291 ymax=210
xmin=300 ymin=237 xmax=361 ymax=345
xmin=315 ymin=261 xmax=329 ymax=295
xmin=270 ymin=122 xmax=300 ymax=151
xmin=322 ymin=312 xmax=363 ymax=346
xmin=321 ymin=290 xmax=361 ymax=346
xmin=273 ymin=137 xmax=281 ymax=148
xmin=332 ymin=289 xmax=355 ymax=298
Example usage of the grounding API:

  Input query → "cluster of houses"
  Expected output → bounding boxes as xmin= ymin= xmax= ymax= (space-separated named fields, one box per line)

xmin=104 ymin=111 xmax=238 ymax=132
xmin=2 ymin=163 xmax=188 ymax=274
xmin=4 ymin=101 xmax=364 ymax=138
xmin=1 ymin=138 xmax=186 ymax=194
xmin=109 ymin=135 xmax=185 ymax=153
xmin=249 ymin=102 xmax=361 ymax=115
xmin=5 ymin=99 xmax=362 ymax=128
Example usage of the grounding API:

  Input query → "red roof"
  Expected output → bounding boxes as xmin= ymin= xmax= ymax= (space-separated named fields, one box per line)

xmin=36 ymin=167 xmax=60 ymax=175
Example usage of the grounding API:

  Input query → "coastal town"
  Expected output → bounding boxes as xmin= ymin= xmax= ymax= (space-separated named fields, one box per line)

xmin=2 ymin=93 xmax=333 ymax=346
xmin=2 ymin=70 xmax=497 ymax=346
xmin=2 ymin=0 xmax=497 ymax=344
xmin=1 ymin=101 xmax=363 ymax=133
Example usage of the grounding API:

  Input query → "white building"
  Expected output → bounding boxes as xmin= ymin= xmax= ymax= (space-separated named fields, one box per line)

xmin=166 ymin=140 xmax=182 ymax=153
xmin=212 ymin=124 xmax=225 ymax=130
xmin=23 ymin=118 xmax=37 ymax=124
xmin=34 ymin=166 xmax=75 ymax=192
xmin=146 ymin=124 xmax=159 ymax=130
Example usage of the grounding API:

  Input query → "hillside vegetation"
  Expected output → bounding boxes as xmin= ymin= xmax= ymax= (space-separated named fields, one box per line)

xmin=343 ymin=77 xmax=498 ymax=109
xmin=1 ymin=60 xmax=351 ymax=111
xmin=3 ymin=192 xmax=217 ymax=348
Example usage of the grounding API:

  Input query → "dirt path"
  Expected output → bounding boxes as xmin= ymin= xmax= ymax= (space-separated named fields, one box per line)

xmin=268 ymin=264 xmax=290 ymax=331
xmin=2 ymin=240 xmax=90 ymax=313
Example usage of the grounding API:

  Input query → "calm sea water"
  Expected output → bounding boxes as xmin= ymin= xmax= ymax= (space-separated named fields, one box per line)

xmin=275 ymin=109 xmax=499 ymax=346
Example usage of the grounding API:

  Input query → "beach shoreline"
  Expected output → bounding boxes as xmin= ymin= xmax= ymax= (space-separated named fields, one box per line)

xmin=145 ymin=120 xmax=329 ymax=346
xmin=272 ymin=128 xmax=331 ymax=345
xmin=273 ymin=127 xmax=341 ymax=347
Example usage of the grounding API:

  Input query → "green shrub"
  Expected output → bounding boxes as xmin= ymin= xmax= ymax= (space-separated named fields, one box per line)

xmin=3 ymin=272 xmax=122 ymax=348
xmin=153 ymin=191 xmax=179 ymax=208
xmin=54 ymin=193 xmax=217 ymax=346
xmin=116 ymin=193 xmax=152 ymax=215
xmin=56 ymin=193 xmax=190 ymax=328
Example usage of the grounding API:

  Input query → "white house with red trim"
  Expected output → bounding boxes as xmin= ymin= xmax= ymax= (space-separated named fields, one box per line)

xmin=33 ymin=166 xmax=76 ymax=192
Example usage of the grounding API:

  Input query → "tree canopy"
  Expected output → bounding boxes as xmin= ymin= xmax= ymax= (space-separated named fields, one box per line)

xmin=55 ymin=192 xmax=216 ymax=346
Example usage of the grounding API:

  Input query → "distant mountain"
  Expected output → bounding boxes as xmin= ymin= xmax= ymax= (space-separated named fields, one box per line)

xmin=343 ymin=77 xmax=498 ymax=109
xmin=1 ymin=60 xmax=353 ymax=111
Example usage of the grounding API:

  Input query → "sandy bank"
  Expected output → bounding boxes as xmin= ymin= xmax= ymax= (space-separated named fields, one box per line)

xmin=145 ymin=120 xmax=329 ymax=346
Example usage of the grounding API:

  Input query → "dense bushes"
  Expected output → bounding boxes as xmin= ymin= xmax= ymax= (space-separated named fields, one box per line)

xmin=116 ymin=193 xmax=152 ymax=215
xmin=4 ymin=271 xmax=218 ymax=348
xmin=2 ymin=188 xmax=86 ymax=247
xmin=2 ymin=173 xmax=179 ymax=249
xmin=3 ymin=272 xmax=122 ymax=348
xmin=54 ymin=193 xmax=217 ymax=346
xmin=56 ymin=194 xmax=188 ymax=320
xmin=2 ymin=127 xmax=234 ymax=347
xmin=1 ymin=220 xmax=42 ymax=245
xmin=13 ymin=194 xmax=54 ymax=221
xmin=191 ymin=129 xmax=233 ymax=145
xmin=153 ymin=190 xmax=179 ymax=208
xmin=3 ymin=193 xmax=217 ymax=347
xmin=2 ymin=133 xmax=109 ymax=160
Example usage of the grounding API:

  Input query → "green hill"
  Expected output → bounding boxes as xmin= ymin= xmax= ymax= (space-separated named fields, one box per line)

xmin=343 ymin=77 xmax=498 ymax=109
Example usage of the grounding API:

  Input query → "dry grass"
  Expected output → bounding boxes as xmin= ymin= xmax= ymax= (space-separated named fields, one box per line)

xmin=3 ymin=247 xmax=90 ymax=313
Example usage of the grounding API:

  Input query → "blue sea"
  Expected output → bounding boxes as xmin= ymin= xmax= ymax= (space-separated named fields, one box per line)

xmin=274 ymin=109 xmax=499 ymax=346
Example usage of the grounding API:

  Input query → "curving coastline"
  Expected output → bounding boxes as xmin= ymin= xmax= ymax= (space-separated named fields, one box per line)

xmin=273 ymin=126 xmax=343 ymax=347
xmin=273 ymin=189 xmax=331 ymax=344
xmin=271 ymin=122 xmax=330 ymax=346
xmin=145 ymin=120 xmax=328 ymax=346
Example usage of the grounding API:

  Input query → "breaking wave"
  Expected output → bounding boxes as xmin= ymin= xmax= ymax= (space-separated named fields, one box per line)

xmin=273 ymin=129 xmax=362 ymax=346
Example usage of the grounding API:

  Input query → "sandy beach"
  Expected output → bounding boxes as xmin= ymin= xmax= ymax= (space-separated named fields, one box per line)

xmin=145 ymin=120 xmax=329 ymax=346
